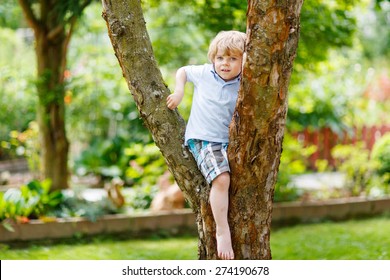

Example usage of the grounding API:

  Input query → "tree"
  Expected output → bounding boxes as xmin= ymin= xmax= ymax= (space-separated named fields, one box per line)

xmin=102 ymin=0 xmax=303 ymax=259
xmin=18 ymin=0 xmax=92 ymax=190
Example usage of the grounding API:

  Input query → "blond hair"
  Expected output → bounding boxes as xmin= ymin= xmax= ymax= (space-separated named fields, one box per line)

xmin=207 ymin=30 xmax=246 ymax=63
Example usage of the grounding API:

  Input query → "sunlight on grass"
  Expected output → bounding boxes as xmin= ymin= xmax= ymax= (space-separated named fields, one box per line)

xmin=271 ymin=217 xmax=390 ymax=260
xmin=0 ymin=236 xmax=198 ymax=260
xmin=1 ymin=217 xmax=390 ymax=260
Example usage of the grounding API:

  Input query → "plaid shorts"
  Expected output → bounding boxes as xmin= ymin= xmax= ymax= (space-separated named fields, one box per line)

xmin=187 ymin=139 xmax=230 ymax=184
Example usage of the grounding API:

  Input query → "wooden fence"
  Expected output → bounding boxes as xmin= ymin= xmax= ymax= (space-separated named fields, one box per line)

xmin=293 ymin=124 xmax=390 ymax=169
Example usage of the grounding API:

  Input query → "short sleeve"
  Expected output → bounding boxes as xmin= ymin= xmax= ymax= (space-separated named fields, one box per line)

xmin=183 ymin=65 xmax=207 ymax=85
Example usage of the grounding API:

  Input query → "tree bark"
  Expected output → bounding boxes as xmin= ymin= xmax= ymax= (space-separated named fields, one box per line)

xmin=102 ymin=0 xmax=303 ymax=259
xmin=228 ymin=0 xmax=303 ymax=259
xmin=35 ymin=26 xmax=70 ymax=191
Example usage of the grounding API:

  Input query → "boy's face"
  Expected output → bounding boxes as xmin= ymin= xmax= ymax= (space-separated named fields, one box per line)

xmin=213 ymin=50 xmax=242 ymax=82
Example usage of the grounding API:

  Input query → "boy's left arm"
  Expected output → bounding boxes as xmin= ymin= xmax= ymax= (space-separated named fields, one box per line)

xmin=167 ymin=67 xmax=187 ymax=110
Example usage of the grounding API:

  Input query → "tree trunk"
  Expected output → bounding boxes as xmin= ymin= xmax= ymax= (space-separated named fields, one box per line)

xmin=102 ymin=0 xmax=303 ymax=259
xmin=18 ymin=0 xmax=91 ymax=191
xmin=228 ymin=0 xmax=303 ymax=259
xmin=34 ymin=27 xmax=70 ymax=191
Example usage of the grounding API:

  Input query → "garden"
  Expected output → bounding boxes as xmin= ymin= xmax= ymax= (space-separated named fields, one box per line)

xmin=0 ymin=0 xmax=390 ymax=259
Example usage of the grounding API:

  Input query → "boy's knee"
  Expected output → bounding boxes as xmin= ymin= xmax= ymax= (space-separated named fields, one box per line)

xmin=212 ymin=172 xmax=230 ymax=190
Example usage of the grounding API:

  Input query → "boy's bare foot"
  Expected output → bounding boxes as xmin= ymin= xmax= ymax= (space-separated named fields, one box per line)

xmin=216 ymin=231 xmax=234 ymax=260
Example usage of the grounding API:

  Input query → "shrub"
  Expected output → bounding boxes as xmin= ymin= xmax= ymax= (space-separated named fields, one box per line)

xmin=124 ymin=184 xmax=159 ymax=211
xmin=0 ymin=180 xmax=123 ymax=231
xmin=0 ymin=28 xmax=36 ymax=160
xmin=124 ymin=143 xmax=167 ymax=187
xmin=371 ymin=132 xmax=390 ymax=183
xmin=274 ymin=132 xmax=316 ymax=202
xmin=332 ymin=143 xmax=376 ymax=196
xmin=74 ymin=140 xmax=167 ymax=188
xmin=2 ymin=121 xmax=41 ymax=176
xmin=53 ymin=189 xmax=121 ymax=222
xmin=0 ymin=179 xmax=63 ymax=229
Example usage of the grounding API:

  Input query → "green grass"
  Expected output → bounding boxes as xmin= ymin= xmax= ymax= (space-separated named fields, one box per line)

xmin=0 ymin=235 xmax=198 ymax=260
xmin=1 ymin=217 xmax=390 ymax=260
xmin=271 ymin=217 xmax=390 ymax=260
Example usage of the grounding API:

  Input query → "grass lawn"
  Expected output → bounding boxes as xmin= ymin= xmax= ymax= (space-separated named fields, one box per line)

xmin=1 ymin=217 xmax=389 ymax=260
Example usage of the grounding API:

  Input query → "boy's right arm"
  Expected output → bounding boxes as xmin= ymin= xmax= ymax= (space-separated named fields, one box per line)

xmin=166 ymin=67 xmax=187 ymax=110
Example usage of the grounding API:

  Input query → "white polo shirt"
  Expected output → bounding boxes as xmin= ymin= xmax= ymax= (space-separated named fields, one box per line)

xmin=184 ymin=64 xmax=240 ymax=145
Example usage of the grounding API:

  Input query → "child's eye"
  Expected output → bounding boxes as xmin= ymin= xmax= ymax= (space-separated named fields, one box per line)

xmin=216 ymin=56 xmax=224 ymax=61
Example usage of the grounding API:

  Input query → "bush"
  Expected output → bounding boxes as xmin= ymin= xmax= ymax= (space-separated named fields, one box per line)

xmin=53 ymin=189 xmax=121 ymax=222
xmin=124 ymin=143 xmax=167 ymax=187
xmin=124 ymin=184 xmax=159 ymax=211
xmin=0 ymin=179 xmax=63 ymax=229
xmin=0 ymin=179 xmax=123 ymax=231
xmin=74 ymin=140 xmax=167 ymax=188
xmin=274 ymin=132 xmax=316 ymax=202
xmin=0 ymin=28 xmax=36 ymax=160
xmin=371 ymin=132 xmax=390 ymax=183
xmin=332 ymin=143 xmax=376 ymax=196
xmin=2 ymin=121 xmax=41 ymax=176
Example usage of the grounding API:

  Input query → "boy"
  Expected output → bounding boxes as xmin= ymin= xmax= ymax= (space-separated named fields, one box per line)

xmin=167 ymin=30 xmax=246 ymax=260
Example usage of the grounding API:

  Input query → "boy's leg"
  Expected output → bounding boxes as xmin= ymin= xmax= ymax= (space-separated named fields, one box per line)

xmin=210 ymin=172 xmax=234 ymax=260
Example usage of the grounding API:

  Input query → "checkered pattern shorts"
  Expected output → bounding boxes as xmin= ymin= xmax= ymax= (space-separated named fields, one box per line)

xmin=187 ymin=139 xmax=230 ymax=184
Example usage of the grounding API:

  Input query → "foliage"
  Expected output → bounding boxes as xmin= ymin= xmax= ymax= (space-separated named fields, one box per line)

xmin=287 ymin=55 xmax=359 ymax=132
xmin=332 ymin=143 xmax=379 ymax=196
xmin=358 ymin=0 xmax=390 ymax=61
xmin=0 ymin=179 xmax=63 ymax=225
xmin=123 ymin=143 xmax=167 ymax=187
xmin=274 ymin=132 xmax=316 ymax=202
xmin=52 ymin=0 xmax=95 ymax=23
xmin=66 ymin=4 xmax=150 ymax=146
xmin=288 ymin=3 xmax=390 ymax=131
xmin=52 ymin=189 xmax=121 ymax=222
xmin=371 ymin=132 xmax=390 ymax=184
xmin=273 ymin=183 xmax=301 ymax=203
xmin=0 ymin=28 xmax=36 ymax=159
xmin=73 ymin=136 xmax=128 ymax=181
xmin=74 ymin=140 xmax=167 ymax=188
xmin=0 ymin=179 xmax=123 ymax=230
xmin=124 ymin=184 xmax=159 ymax=211
xmin=2 ymin=122 xmax=41 ymax=176
xmin=0 ymin=0 xmax=25 ymax=29
xmin=145 ymin=0 xmax=358 ymax=70
xmin=145 ymin=2 xmax=208 ymax=69
xmin=296 ymin=0 xmax=357 ymax=68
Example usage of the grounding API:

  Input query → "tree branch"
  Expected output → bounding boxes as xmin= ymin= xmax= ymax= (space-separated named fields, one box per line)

xmin=48 ymin=0 xmax=92 ymax=42
xmin=18 ymin=0 xmax=41 ymax=31
xmin=47 ymin=25 xmax=64 ymax=41
xmin=59 ymin=16 xmax=77 ymax=83
xmin=80 ymin=0 xmax=93 ymax=12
